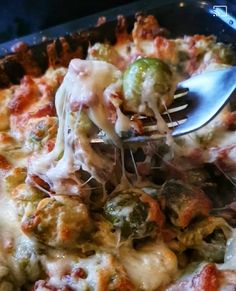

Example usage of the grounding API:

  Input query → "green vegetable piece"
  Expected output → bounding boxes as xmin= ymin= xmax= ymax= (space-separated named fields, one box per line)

xmin=14 ymin=237 xmax=42 ymax=282
xmin=76 ymin=111 xmax=94 ymax=136
xmin=123 ymin=57 xmax=173 ymax=112
xmin=160 ymin=180 xmax=211 ymax=228
xmin=88 ymin=43 xmax=119 ymax=64
xmin=21 ymin=196 xmax=92 ymax=248
xmin=30 ymin=120 xmax=48 ymax=142
xmin=12 ymin=183 xmax=46 ymax=219
xmin=104 ymin=189 xmax=156 ymax=239
xmin=28 ymin=117 xmax=57 ymax=146
xmin=4 ymin=167 xmax=27 ymax=191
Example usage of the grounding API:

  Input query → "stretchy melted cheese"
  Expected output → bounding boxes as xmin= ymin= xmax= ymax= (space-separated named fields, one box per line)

xmin=28 ymin=59 xmax=132 ymax=194
xmin=120 ymin=241 xmax=178 ymax=290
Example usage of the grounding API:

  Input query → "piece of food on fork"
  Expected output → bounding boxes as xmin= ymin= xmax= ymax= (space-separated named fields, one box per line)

xmin=27 ymin=57 xmax=178 ymax=194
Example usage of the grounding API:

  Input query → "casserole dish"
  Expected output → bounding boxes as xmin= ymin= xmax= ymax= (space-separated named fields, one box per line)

xmin=0 ymin=1 xmax=235 ymax=290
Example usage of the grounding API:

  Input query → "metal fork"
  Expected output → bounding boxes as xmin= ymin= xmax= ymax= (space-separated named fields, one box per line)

xmin=92 ymin=66 xmax=236 ymax=144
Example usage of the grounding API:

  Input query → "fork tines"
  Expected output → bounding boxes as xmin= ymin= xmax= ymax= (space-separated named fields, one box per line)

xmin=91 ymin=88 xmax=189 ymax=144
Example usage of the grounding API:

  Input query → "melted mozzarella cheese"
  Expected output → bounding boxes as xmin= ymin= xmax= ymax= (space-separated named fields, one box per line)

xmin=119 ymin=241 xmax=178 ymax=290
xmin=0 ymin=189 xmax=19 ymax=244
xmin=115 ymin=107 xmax=132 ymax=134
xmin=29 ymin=59 xmax=132 ymax=194
xmin=0 ymin=183 xmax=40 ymax=287
xmin=141 ymin=71 xmax=171 ymax=134
xmin=43 ymin=252 xmax=131 ymax=291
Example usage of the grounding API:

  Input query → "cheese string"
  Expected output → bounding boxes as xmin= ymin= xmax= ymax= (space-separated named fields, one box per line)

xmin=28 ymin=59 xmax=130 ymax=196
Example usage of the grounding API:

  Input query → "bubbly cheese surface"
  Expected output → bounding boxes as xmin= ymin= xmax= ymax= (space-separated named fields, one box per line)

xmin=120 ymin=241 xmax=178 ymax=290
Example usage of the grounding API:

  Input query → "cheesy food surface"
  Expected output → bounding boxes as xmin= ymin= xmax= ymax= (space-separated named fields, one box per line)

xmin=0 ymin=14 xmax=235 ymax=291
